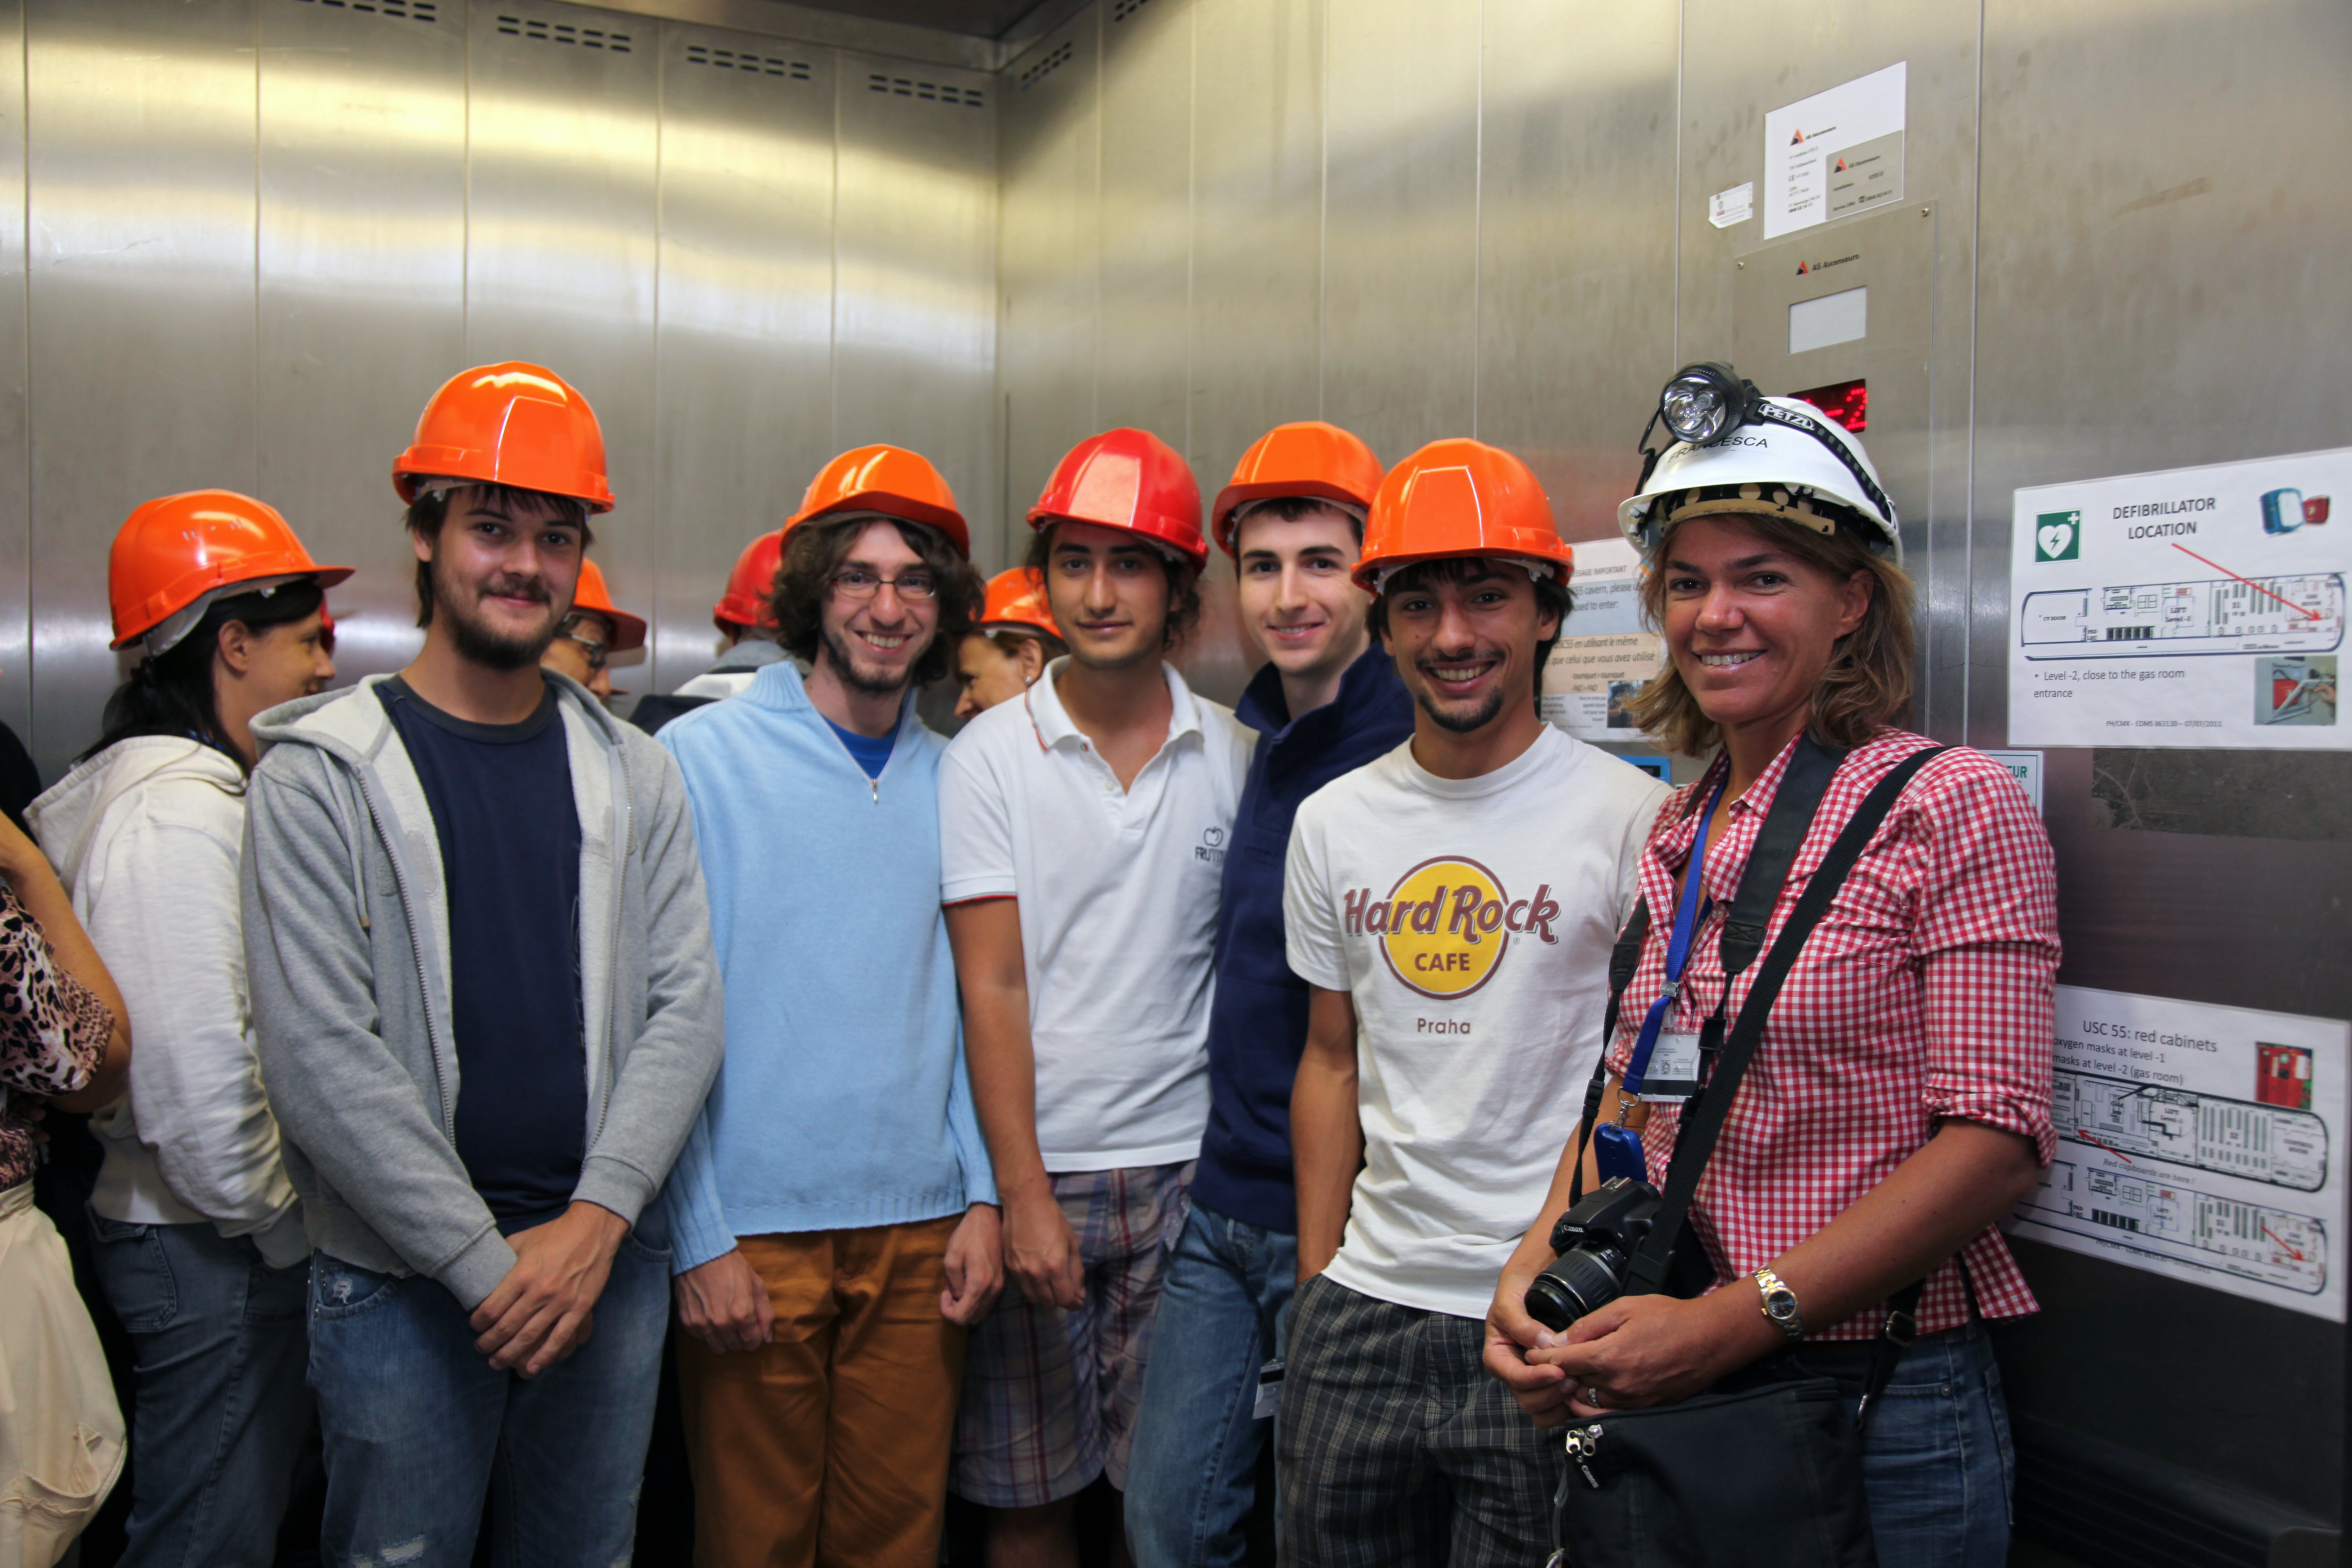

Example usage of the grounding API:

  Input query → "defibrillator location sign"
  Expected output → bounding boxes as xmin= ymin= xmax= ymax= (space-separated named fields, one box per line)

xmin=2007 ymin=447 xmax=2352 ymax=749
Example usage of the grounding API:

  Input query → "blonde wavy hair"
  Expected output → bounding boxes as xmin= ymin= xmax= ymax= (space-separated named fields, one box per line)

xmin=1623 ymin=511 xmax=1916 ymax=756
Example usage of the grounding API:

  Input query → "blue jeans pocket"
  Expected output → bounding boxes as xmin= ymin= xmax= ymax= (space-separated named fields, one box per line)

xmin=309 ymin=1256 xmax=407 ymax=1321
xmin=621 ymin=1231 xmax=672 ymax=1268
xmin=88 ymin=1213 xmax=177 ymax=1333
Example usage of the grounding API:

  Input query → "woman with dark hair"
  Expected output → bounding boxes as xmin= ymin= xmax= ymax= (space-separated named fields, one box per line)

xmin=953 ymin=567 xmax=1068 ymax=721
xmin=1483 ymin=380 xmax=2060 ymax=1566
xmin=0 ymin=797 xmax=133 ymax=1568
xmin=28 ymin=490 xmax=345 ymax=1568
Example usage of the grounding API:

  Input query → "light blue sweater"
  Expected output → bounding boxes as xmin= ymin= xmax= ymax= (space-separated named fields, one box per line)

xmin=656 ymin=661 xmax=994 ymax=1273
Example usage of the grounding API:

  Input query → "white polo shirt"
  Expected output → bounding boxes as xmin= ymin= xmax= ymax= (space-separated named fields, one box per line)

xmin=939 ymin=658 xmax=1255 ymax=1172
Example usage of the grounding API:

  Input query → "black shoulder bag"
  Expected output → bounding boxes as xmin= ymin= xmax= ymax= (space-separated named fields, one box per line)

xmin=1547 ymin=741 xmax=1948 ymax=1568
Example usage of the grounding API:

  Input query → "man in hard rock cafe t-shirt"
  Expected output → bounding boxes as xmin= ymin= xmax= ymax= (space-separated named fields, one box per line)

xmin=1278 ymin=439 xmax=1671 ymax=1568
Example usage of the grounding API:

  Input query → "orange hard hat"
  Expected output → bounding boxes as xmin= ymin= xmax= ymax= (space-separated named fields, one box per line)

xmin=784 ymin=446 xmax=970 ymax=558
xmin=714 ymin=530 xmax=784 ymax=633
xmin=1211 ymin=422 xmax=1384 ymax=557
xmin=392 ymin=362 xmax=615 ymax=513
xmin=977 ymin=567 xmax=1061 ymax=641
xmin=1353 ymin=439 xmax=1575 ymax=591
xmin=108 ymin=490 xmax=352 ymax=650
xmin=1028 ymin=428 xmax=1205 ymax=567
xmin=569 ymin=559 xmax=647 ymax=652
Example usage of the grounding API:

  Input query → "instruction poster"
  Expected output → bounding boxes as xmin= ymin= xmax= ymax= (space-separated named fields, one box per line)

xmin=2009 ymin=985 xmax=2350 ymax=1321
xmin=2008 ymin=447 xmax=2350 ymax=748
xmin=1540 ymin=536 xmax=1662 ymax=742
xmin=1762 ymin=62 xmax=1906 ymax=239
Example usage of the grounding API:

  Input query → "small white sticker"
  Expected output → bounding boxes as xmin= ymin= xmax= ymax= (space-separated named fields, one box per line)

xmin=1253 ymin=1359 xmax=1284 ymax=1421
xmin=1979 ymin=749 xmax=2045 ymax=813
xmin=1640 ymin=1031 xmax=1705 ymax=1101
xmin=1709 ymin=182 xmax=1754 ymax=228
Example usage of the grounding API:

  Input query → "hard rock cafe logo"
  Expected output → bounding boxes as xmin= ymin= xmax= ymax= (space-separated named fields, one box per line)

xmin=1343 ymin=856 xmax=1560 ymax=1001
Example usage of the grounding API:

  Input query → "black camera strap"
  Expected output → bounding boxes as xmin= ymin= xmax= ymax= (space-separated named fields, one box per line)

xmin=1622 ymin=743 xmax=1950 ymax=1424
xmin=1576 ymin=736 xmax=1847 ymax=1204
xmin=1624 ymin=742 xmax=1948 ymax=1295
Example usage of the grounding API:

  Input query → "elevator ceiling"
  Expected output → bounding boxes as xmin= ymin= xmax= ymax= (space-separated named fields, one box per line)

xmin=787 ymin=0 xmax=1041 ymax=40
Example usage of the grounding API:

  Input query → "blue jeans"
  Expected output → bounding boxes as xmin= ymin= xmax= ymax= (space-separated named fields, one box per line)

xmin=1798 ymin=1323 xmax=2016 ymax=1568
xmin=86 ymin=1215 xmax=312 ymax=1568
xmin=305 ymin=1214 xmax=671 ymax=1568
xmin=1125 ymin=1204 xmax=1296 ymax=1568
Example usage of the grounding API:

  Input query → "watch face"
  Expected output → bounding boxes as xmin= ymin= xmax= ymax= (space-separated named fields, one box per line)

xmin=1766 ymin=1291 xmax=1798 ymax=1321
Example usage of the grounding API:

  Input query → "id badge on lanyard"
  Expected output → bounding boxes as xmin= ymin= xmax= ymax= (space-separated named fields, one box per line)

xmin=1593 ymin=775 xmax=1726 ymax=1184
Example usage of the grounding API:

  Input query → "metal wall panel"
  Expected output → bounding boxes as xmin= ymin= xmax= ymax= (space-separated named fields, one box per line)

xmin=1316 ymin=0 xmax=1477 ymax=456
xmin=1093 ymin=0 xmax=1190 ymax=448
xmin=653 ymin=23 xmax=834 ymax=687
xmin=465 ymin=0 xmax=659 ymax=685
xmin=1973 ymin=0 xmax=2352 ymax=1525
xmin=1182 ymin=0 xmax=1321 ymax=709
xmin=997 ymin=12 xmax=1099 ymax=527
xmin=1475 ymin=0 xmax=1677 ymax=543
xmin=1185 ymin=0 xmax=1318 ymax=476
xmin=27 ymin=0 xmax=259 ymax=778
xmin=1676 ymin=0 xmax=1982 ymax=740
xmin=258 ymin=0 xmax=467 ymax=683
xmin=834 ymin=49 xmax=1001 ymax=570
xmin=0 ymin=0 xmax=25 ymax=745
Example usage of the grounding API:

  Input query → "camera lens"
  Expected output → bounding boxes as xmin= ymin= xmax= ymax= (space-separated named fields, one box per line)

xmin=1522 ymin=1247 xmax=1626 ymax=1333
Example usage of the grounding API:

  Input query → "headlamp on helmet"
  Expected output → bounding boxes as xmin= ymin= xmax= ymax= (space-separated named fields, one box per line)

xmin=1645 ymin=361 xmax=1760 ymax=463
xmin=1618 ymin=361 xmax=1904 ymax=563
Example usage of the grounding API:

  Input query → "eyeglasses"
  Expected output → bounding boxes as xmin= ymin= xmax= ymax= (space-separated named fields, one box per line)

xmin=557 ymin=617 xmax=610 ymax=671
xmin=829 ymin=568 xmax=937 ymax=602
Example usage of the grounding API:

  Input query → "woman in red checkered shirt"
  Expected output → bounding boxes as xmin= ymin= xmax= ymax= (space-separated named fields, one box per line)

xmin=1484 ymin=388 xmax=2059 ymax=1566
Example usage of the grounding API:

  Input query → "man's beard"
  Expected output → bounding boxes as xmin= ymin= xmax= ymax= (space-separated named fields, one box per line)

xmin=1414 ymin=656 xmax=1509 ymax=735
xmin=436 ymin=558 xmax=557 ymax=671
xmin=820 ymin=621 xmax=925 ymax=698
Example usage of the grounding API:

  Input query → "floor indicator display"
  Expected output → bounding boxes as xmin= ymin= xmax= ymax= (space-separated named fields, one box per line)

xmin=2010 ymin=985 xmax=2351 ymax=1320
xmin=1539 ymin=535 xmax=1662 ymax=743
xmin=2008 ymin=447 xmax=2352 ymax=747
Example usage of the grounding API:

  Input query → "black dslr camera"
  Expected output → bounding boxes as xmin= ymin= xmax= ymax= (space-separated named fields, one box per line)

xmin=1522 ymin=1177 xmax=1663 ymax=1332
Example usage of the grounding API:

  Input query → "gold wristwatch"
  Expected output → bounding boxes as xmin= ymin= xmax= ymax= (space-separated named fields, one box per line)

xmin=1752 ymin=1267 xmax=1803 ymax=1343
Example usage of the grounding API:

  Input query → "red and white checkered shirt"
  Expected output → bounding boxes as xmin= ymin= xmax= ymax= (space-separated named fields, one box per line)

xmin=1603 ymin=729 xmax=2061 ymax=1340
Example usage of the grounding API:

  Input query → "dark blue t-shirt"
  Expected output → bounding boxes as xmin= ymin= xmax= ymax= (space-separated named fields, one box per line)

xmin=1191 ymin=645 xmax=1416 ymax=1233
xmin=824 ymin=715 xmax=896 ymax=780
xmin=379 ymin=677 xmax=585 ymax=1222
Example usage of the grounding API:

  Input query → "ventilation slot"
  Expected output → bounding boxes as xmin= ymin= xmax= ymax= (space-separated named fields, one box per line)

xmin=686 ymin=44 xmax=812 ymax=80
xmin=1016 ymin=39 xmax=1073 ymax=90
xmin=494 ymin=15 xmax=632 ymax=52
xmin=1111 ymin=0 xmax=1150 ymax=19
xmin=294 ymin=0 xmax=439 ymax=18
xmin=868 ymin=72 xmax=984 ymax=107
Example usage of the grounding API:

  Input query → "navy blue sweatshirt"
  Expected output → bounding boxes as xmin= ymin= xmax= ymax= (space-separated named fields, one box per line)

xmin=1189 ymin=644 xmax=1415 ymax=1233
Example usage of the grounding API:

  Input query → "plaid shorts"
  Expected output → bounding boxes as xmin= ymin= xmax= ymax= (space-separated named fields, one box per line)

xmin=950 ymin=1161 xmax=1191 ymax=1508
xmin=1277 ymin=1273 xmax=1559 ymax=1568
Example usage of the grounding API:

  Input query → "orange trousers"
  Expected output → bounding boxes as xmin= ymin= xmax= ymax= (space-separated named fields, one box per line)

xmin=676 ymin=1217 xmax=967 ymax=1568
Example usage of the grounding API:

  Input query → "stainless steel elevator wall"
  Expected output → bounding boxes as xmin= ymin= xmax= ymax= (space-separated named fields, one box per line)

xmin=997 ymin=0 xmax=2352 ymax=1542
xmin=8 ymin=0 xmax=998 ymax=773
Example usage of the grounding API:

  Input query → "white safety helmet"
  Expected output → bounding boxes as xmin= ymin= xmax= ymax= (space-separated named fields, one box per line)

xmin=1617 ymin=364 xmax=1901 ymax=563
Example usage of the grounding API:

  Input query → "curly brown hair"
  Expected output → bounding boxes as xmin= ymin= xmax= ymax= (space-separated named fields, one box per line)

xmin=1023 ymin=521 xmax=1202 ymax=648
xmin=1624 ymin=511 xmax=1915 ymax=755
xmin=771 ymin=513 xmax=983 ymax=688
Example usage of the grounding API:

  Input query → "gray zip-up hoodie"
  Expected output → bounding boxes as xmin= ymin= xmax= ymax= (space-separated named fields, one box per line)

xmin=241 ymin=671 xmax=724 ymax=1309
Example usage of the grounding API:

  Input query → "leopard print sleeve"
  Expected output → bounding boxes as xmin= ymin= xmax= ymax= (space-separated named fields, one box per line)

xmin=0 ymin=879 xmax=116 ymax=1190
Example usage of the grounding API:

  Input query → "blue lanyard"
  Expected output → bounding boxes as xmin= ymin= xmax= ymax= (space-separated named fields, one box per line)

xmin=1595 ymin=772 xmax=1727 ymax=1181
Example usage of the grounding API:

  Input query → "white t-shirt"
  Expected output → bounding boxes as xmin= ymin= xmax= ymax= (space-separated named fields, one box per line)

xmin=939 ymin=658 xmax=1255 ymax=1171
xmin=1285 ymin=726 xmax=1672 ymax=1318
